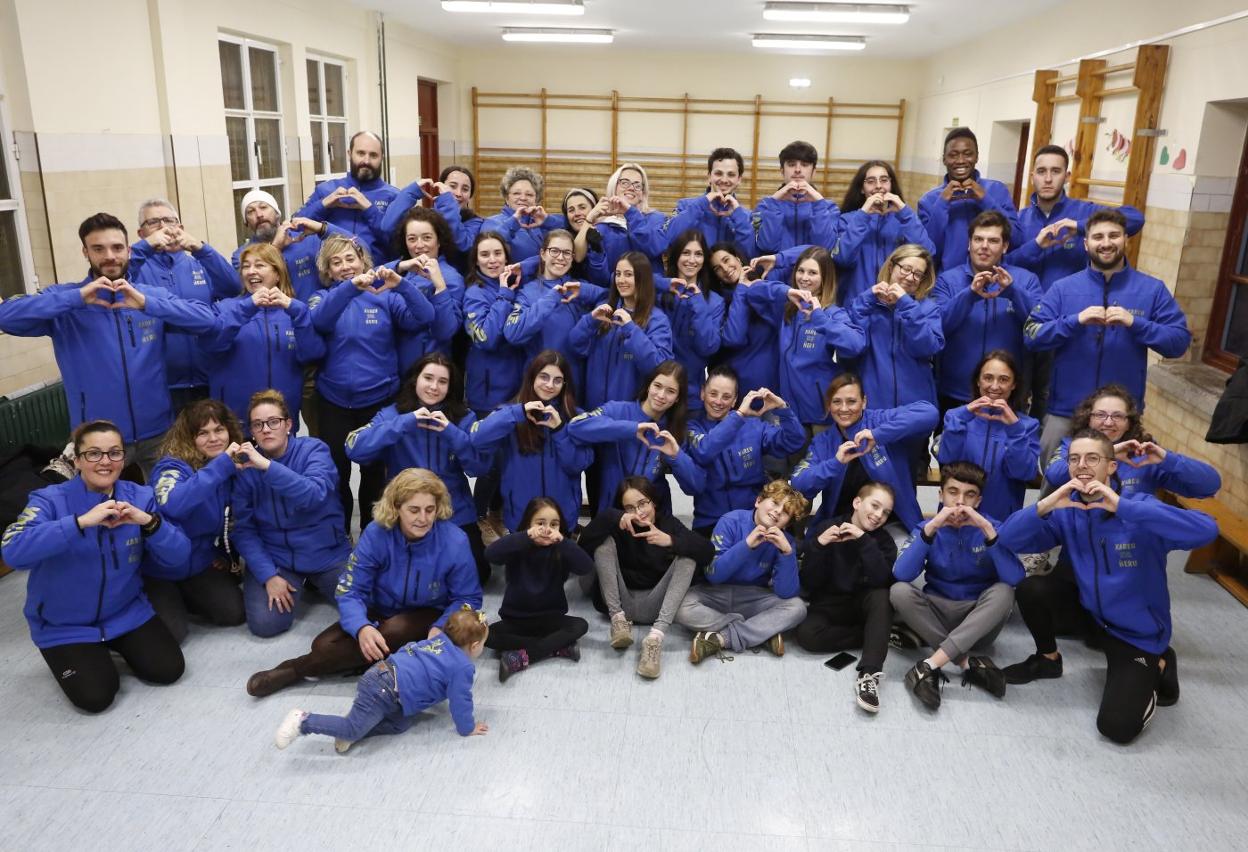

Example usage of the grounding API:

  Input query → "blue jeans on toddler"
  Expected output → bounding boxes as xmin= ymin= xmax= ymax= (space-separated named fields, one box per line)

xmin=300 ymin=661 xmax=412 ymax=743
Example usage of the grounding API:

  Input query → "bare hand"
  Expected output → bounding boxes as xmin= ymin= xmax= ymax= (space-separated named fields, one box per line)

xmin=1078 ymin=305 xmax=1107 ymax=326
xmin=357 ymin=625 xmax=390 ymax=662
xmin=265 ymin=575 xmax=297 ymax=613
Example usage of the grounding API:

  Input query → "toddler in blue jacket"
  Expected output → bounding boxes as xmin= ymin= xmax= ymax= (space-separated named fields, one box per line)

xmin=275 ymin=606 xmax=490 ymax=754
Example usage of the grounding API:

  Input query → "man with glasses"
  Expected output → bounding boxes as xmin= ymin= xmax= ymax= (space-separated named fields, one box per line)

xmin=1024 ymin=209 xmax=1191 ymax=468
xmin=0 ymin=213 xmax=217 ymax=480
xmin=293 ymin=130 xmax=397 ymax=262
xmin=129 ymin=198 xmax=238 ymax=415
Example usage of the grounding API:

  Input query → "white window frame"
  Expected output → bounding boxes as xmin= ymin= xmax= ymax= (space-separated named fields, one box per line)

xmin=220 ymin=34 xmax=288 ymax=238
xmin=307 ymin=54 xmax=349 ymax=184
xmin=0 ymin=86 xmax=38 ymax=296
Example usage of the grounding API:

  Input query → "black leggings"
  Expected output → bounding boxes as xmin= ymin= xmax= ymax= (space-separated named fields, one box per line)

xmin=144 ymin=568 xmax=245 ymax=644
xmin=318 ymin=396 xmax=386 ymax=535
xmin=1098 ymin=632 xmax=1163 ymax=744
xmin=794 ymin=587 xmax=892 ymax=672
xmin=1014 ymin=557 xmax=1096 ymax=655
xmin=461 ymin=521 xmax=490 ymax=585
xmin=39 ymin=616 xmax=184 ymax=713
xmin=485 ymin=614 xmax=588 ymax=661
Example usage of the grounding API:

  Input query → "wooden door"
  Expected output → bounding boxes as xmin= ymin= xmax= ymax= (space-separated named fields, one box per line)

xmin=418 ymin=79 xmax=439 ymax=181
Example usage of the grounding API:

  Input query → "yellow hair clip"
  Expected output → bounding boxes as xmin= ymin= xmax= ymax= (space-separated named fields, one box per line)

xmin=459 ymin=602 xmax=488 ymax=624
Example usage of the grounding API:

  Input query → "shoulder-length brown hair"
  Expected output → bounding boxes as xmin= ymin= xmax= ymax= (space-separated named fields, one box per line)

xmin=514 ymin=350 xmax=579 ymax=455
xmin=784 ymin=246 xmax=835 ymax=323
xmin=372 ymin=468 xmax=454 ymax=528
xmin=237 ymin=242 xmax=294 ymax=298
xmin=1070 ymin=383 xmax=1151 ymax=443
xmin=637 ymin=360 xmax=689 ymax=444
xmin=158 ymin=399 xmax=245 ymax=470
xmin=603 ymin=251 xmax=656 ymax=333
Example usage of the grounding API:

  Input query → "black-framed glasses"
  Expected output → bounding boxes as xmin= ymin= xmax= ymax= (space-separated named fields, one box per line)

xmin=249 ymin=417 xmax=286 ymax=433
xmin=142 ymin=216 xmax=180 ymax=229
xmin=623 ymin=497 xmax=653 ymax=514
xmin=1090 ymin=411 xmax=1127 ymax=424
xmin=77 ymin=448 xmax=125 ymax=463
xmin=544 ymin=248 xmax=573 ymax=259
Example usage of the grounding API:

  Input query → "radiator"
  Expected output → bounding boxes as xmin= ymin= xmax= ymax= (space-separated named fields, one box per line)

xmin=0 ymin=381 xmax=70 ymax=455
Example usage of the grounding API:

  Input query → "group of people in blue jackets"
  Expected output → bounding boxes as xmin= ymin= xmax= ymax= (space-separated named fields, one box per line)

xmin=0 ymin=126 xmax=1221 ymax=749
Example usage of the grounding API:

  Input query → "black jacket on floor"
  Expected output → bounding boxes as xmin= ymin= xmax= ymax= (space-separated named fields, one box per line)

xmin=799 ymin=514 xmax=898 ymax=603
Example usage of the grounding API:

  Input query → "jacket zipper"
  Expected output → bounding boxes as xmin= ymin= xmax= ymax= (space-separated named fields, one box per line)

xmin=112 ymin=313 xmax=139 ymax=441
xmin=94 ymin=533 xmax=107 ymax=627
xmin=889 ymin=312 xmax=899 ymax=407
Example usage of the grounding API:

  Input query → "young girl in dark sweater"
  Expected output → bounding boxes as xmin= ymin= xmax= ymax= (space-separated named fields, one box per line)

xmin=485 ymin=496 xmax=595 ymax=682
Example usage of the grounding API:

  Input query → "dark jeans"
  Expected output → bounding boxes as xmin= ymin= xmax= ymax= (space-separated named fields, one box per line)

xmin=1098 ymin=632 xmax=1163 ymax=745
xmin=318 ymin=395 xmax=386 ymax=535
xmin=471 ymin=408 xmax=504 ymax=519
xmin=485 ymin=613 xmax=588 ymax=661
xmin=301 ymin=662 xmax=411 ymax=742
xmin=169 ymin=385 xmax=210 ymax=419
xmin=1024 ymin=350 xmax=1053 ymax=420
xmin=287 ymin=608 xmax=441 ymax=679
xmin=143 ymin=568 xmax=244 ymax=644
xmin=461 ymin=521 xmax=490 ymax=586
xmin=1014 ymin=557 xmax=1095 ymax=655
xmin=243 ymin=563 xmax=343 ymax=638
xmin=38 ymin=616 xmax=184 ymax=713
xmin=794 ymin=587 xmax=892 ymax=672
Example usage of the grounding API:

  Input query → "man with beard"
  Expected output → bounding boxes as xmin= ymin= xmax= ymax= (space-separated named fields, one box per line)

xmin=0 ymin=213 xmax=217 ymax=478
xmin=293 ymin=130 xmax=397 ymax=261
xmin=232 ymin=189 xmax=348 ymax=302
xmin=1024 ymin=209 xmax=1191 ymax=466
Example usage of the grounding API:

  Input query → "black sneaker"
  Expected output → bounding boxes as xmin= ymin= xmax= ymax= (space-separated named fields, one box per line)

xmin=889 ymin=623 xmax=924 ymax=650
xmin=855 ymin=670 xmax=883 ymax=714
xmin=1157 ymin=647 xmax=1179 ymax=707
xmin=1003 ymin=652 xmax=1063 ymax=685
xmin=905 ymin=661 xmax=947 ymax=710
xmin=962 ymin=656 xmax=1007 ymax=698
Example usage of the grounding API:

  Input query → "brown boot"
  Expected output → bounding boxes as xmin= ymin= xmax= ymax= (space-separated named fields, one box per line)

xmin=247 ymin=660 xmax=300 ymax=697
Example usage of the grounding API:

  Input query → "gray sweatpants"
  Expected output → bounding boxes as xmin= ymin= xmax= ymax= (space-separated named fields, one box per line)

xmin=889 ymin=581 xmax=1014 ymax=661
xmin=1039 ymin=414 xmax=1073 ymax=485
xmin=594 ymin=539 xmax=695 ymax=634
xmin=676 ymin=584 xmax=807 ymax=652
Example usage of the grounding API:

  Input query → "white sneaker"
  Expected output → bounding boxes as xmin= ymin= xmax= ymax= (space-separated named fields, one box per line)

xmin=334 ymin=738 xmax=353 ymax=754
xmin=274 ymin=708 xmax=306 ymax=749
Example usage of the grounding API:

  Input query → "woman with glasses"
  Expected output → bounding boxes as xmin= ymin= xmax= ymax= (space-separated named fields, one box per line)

xmin=1002 ymin=383 xmax=1220 ymax=690
xmin=584 ymin=163 xmax=668 ymax=273
xmin=231 ymin=389 xmax=352 ymax=644
xmin=578 ymin=477 xmax=713 ymax=679
xmin=1 ymin=420 xmax=189 ymax=712
xmin=482 ymin=167 xmax=566 ymax=262
xmin=145 ymin=400 xmax=249 ymax=643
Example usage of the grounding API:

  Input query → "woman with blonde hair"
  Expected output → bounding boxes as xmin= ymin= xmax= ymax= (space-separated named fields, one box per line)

xmin=585 ymin=162 xmax=668 ymax=272
xmin=245 ymin=467 xmax=482 ymax=698
xmin=205 ymin=242 xmax=325 ymax=428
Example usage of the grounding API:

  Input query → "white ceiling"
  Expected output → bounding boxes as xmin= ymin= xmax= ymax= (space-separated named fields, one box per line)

xmin=358 ymin=0 xmax=1067 ymax=57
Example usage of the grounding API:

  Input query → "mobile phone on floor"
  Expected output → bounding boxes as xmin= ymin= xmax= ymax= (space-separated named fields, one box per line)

xmin=825 ymin=652 xmax=857 ymax=671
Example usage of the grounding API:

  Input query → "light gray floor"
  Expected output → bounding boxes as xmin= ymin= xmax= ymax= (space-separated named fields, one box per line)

xmin=4 ymin=479 xmax=1248 ymax=851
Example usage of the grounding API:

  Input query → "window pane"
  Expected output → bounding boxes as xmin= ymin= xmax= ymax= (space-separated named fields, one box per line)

xmin=311 ymin=121 xmax=325 ymax=176
xmin=324 ymin=64 xmax=345 ymax=118
xmin=249 ymin=47 xmax=279 ymax=113
xmin=1223 ymin=284 xmax=1248 ymax=359
xmin=0 ymin=151 xmax=10 ymax=199
xmin=219 ymin=41 xmax=245 ymax=110
xmin=226 ymin=116 xmax=251 ymax=182
xmin=328 ymin=122 xmax=347 ymax=174
xmin=0 ymin=212 xmax=27 ymax=298
xmin=254 ymin=119 xmax=283 ymax=181
xmin=232 ymin=187 xmax=251 ymax=247
xmin=307 ymin=59 xmax=322 ymax=116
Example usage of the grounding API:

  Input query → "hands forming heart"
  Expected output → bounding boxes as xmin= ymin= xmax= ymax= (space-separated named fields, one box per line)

xmin=970 ymin=266 xmax=1012 ymax=299
xmin=81 ymin=277 xmax=145 ymax=311
xmin=413 ymin=407 xmax=450 ymax=432
xmin=554 ymin=281 xmax=580 ymax=303
xmin=1114 ymin=439 xmax=1165 ymax=467
xmin=523 ymin=400 xmax=561 ymax=428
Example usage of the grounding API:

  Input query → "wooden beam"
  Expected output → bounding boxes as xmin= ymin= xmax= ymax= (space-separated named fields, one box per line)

xmin=610 ymin=90 xmax=619 ymax=171
xmin=1124 ymin=44 xmax=1170 ymax=265
xmin=895 ymin=98 xmax=906 ymax=167
xmin=680 ymin=93 xmax=690 ymax=197
xmin=750 ymin=94 xmax=762 ymax=208
xmin=1029 ymin=70 xmax=1059 ymax=199
xmin=823 ymin=97 xmax=834 ymax=197
xmin=539 ymin=88 xmax=548 ymax=179
xmin=471 ymin=86 xmax=480 ymax=192
xmin=1069 ymin=58 xmax=1107 ymax=201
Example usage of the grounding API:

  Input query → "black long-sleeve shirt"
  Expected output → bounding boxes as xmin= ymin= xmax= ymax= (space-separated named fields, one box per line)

xmin=799 ymin=513 xmax=898 ymax=602
xmin=486 ymin=532 xmax=594 ymax=619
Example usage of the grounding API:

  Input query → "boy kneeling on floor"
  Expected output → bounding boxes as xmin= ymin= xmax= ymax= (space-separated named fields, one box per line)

xmin=677 ymin=480 xmax=809 ymax=663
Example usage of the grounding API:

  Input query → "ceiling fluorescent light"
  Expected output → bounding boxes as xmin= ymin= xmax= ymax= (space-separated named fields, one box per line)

xmin=789 ymin=77 xmax=812 ymax=88
xmin=501 ymin=27 xmax=614 ymax=43
xmin=752 ymin=34 xmax=866 ymax=50
xmin=763 ymin=2 xmax=909 ymax=24
xmin=444 ymin=1 xmax=585 ymax=14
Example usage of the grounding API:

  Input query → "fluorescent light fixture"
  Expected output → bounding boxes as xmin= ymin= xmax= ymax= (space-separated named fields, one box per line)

xmin=501 ymin=27 xmax=614 ymax=43
xmin=789 ymin=77 xmax=812 ymax=88
xmin=752 ymin=33 xmax=867 ymax=50
xmin=763 ymin=2 xmax=909 ymax=24
xmin=443 ymin=0 xmax=585 ymax=14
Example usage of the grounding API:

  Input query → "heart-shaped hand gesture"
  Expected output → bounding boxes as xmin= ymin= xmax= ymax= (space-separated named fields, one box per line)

xmin=708 ymin=191 xmax=737 ymax=217
xmin=1114 ymin=439 xmax=1165 ymax=467
xmin=322 ymin=186 xmax=349 ymax=209
xmin=606 ymin=196 xmax=630 ymax=216
xmin=970 ymin=270 xmax=1000 ymax=299
xmin=863 ymin=193 xmax=887 ymax=214
xmin=611 ymin=307 xmax=632 ymax=326
xmin=745 ymin=524 xmax=769 ymax=548
xmin=108 ymin=281 xmax=145 ymax=311
xmin=852 ymin=428 xmax=876 ymax=455
xmin=554 ymin=280 xmax=580 ymax=303
xmin=1078 ymin=305 xmax=1107 ymax=326
xmin=787 ymin=288 xmax=816 ymax=315
xmin=591 ymin=303 xmax=615 ymax=325
xmin=524 ymin=401 xmax=560 ymax=429
xmin=413 ymin=408 xmax=449 ymax=432
xmin=835 ymin=439 xmax=866 ymax=464
xmin=817 ymin=522 xmax=854 ymax=545
xmin=500 ymin=263 xmax=522 ymax=291
xmin=675 ymin=280 xmax=701 ymax=300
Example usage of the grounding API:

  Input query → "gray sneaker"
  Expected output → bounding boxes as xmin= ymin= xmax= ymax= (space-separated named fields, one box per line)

xmin=609 ymin=617 xmax=634 ymax=649
xmin=637 ymin=635 xmax=662 ymax=679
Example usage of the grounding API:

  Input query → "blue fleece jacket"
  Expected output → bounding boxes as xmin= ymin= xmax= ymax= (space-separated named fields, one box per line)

xmin=204 ymin=296 xmax=325 ymax=428
xmin=594 ymin=207 xmax=669 ymax=273
xmin=686 ymin=407 xmax=806 ymax=530
xmin=720 ymin=284 xmax=779 ymax=395
xmin=307 ymin=278 xmax=435 ymax=409
xmin=335 ymin=520 xmax=482 ymax=636
xmin=568 ymin=307 xmax=673 ymax=410
xmin=936 ymin=406 xmax=1041 ymax=520
xmin=382 ymin=258 xmax=465 ymax=372
xmin=665 ymin=194 xmax=755 ymax=258
xmin=832 ymin=207 xmax=936 ymax=306
xmin=389 ymin=636 xmax=479 ymax=734
xmin=1043 ymin=439 xmax=1222 ymax=499
xmin=2 ymin=477 xmax=191 ymax=648
xmin=230 ymin=435 xmax=351 ymax=582
xmin=931 ymin=262 xmax=1041 ymax=402
xmin=0 ymin=276 xmax=218 ymax=442
xmin=1023 ymin=264 xmax=1191 ymax=417
xmin=705 ymin=509 xmax=799 ymax=597
xmin=469 ymin=403 xmax=593 ymax=533
xmin=845 ymin=289 xmax=944 ymax=408
xmin=481 ymin=206 xmax=568 ymax=261
xmin=379 ymin=182 xmax=483 ymax=261
xmin=501 ymin=273 xmax=607 ymax=392
xmin=294 ymin=174 xmax=398 ymax=262
xmin=893 ymin=517 xmax=1023 ymax=601
xmin=345 ymin=407 xmax=487 ymax=527
xmin=148 ymin=453 xmax=236 ymax=579
xmin=917 ymin=171 xmax=1022 ymax=269
xmin=743 ymin=281 xmax=866 ymax=426
xmin=755 ymin=196 xmax=839 ymax=254
xmin=565 ymin=400 xmax=706 ymax=512
xmin=1005 ymin=193 xmax=1145 ymax=292
xmin=997 ymin=494 xmax=1217 ymax=654
xmin=130 ymin=240 xmax=237 ymax=389
xmin=231 ymin=221 xmax=354 ymax=303
xmin=654 ymin=278 xmax=723 ymax=405
xmin=790 ymin=401 xmax=939 ymax=529
xmin=463 ymin=276 xmax=527 ymax=412
xmin=486 ymin=532 xmax=594 ymax=619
